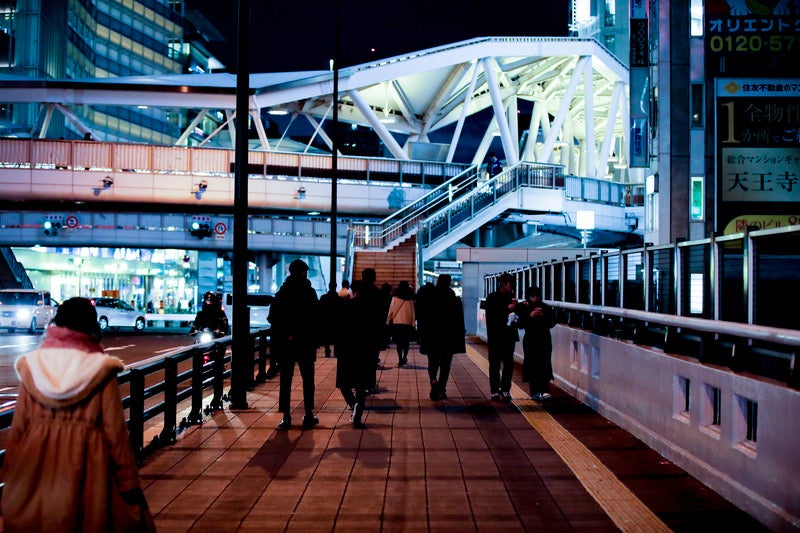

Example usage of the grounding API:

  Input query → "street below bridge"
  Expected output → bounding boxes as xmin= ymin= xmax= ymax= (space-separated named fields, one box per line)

xmin=0 ymin=328 xmax=196 ymax=399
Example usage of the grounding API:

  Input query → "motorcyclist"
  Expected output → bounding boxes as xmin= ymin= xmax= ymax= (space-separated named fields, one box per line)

xmin=189 ymin=291 xmax=230 ymax=337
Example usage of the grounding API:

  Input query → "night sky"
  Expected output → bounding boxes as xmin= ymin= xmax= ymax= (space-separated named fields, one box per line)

xmin=187 ymin=0 xmax=570 ymax=73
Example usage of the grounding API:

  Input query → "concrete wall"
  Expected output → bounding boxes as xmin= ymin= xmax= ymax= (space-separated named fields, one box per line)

xmin=545 ymin=326 xmax=800 ymax=532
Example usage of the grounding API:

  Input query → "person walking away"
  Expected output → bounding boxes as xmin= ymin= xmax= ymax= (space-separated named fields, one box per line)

xmin=335 ymin=281 xmax=378 ymax=428
xmin=358 ymin=268 xmax=385 ymax=391
xmin=1 ymin=297 xmax=155 ymax=532
xmin=484 ymin=272 xmax=519 ymax=401
xmin=269 ymin=259 xmax=320 ymax=430
xmin=385 ymin=280 xmax=416 ymax=367
xmin=319 ymin=281 xmax=343 ymax=358
xmin=414 ymin=282 xmax=435 ymax=356
xmin=417 ymin=275 xmax=466 ymax=400
xmin=515 ymin=286 xmax=557 ymax=400
xmin=337 ymin=279 xmax=353 ymax=300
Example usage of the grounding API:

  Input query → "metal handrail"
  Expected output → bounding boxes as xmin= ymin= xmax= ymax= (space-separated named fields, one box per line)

xmin=0 ymin=327 xmax=272 ymax=482
xmin=418 ymin=161 xmax=565 ymax=249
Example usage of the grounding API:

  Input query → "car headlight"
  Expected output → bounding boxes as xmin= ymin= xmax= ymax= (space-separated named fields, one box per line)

xmin=16 ymin=309 xmax=31 ymax=320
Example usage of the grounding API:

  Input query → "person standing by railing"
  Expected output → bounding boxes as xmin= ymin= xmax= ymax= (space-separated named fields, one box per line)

xmin=484 ymin=272 xmax=519 ymax=401
xmin=1 ymin=297 xmax=155 ymax=532
xmin=514 ymin=286 xmax=556 ymax=401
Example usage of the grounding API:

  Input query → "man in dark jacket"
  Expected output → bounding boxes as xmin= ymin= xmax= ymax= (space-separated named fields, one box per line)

xmin=417 ymin=274 xmax=466 ymax=400
xmin=484 ymin=272 xmax=519 ymax=401
xmin=268 ymin=259 xmax=320 ymax=430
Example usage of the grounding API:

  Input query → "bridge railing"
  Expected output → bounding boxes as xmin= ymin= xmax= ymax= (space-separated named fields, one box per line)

xmin=483 ymin=224 xmax=800 ymax=387
xmin=0 ymin=138 xmax=468 ymax=186
xmin=0 ymin=327 xmax=272 ymax=496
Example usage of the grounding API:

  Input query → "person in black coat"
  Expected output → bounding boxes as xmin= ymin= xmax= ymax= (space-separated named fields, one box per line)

xmin=335 ymin=281 xmax=379 ymax=428
xmin=319 ymin=282 xmax=343 ymax=358
xmin=358 ymin=268 xmax=386 ymax=390
xmin=268 ymin=259 xmax=320 ymax=430
xmin=484 ymin=272 xmax=519 ymax=401
xmin=515 ymin=286 xmax=556 ymax=401
xmin=416 ymin=274 xmax=466 ymax=400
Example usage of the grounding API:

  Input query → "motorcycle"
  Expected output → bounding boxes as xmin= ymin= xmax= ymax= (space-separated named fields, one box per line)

xmin=191 ymin=327 xmax=225 ymax=364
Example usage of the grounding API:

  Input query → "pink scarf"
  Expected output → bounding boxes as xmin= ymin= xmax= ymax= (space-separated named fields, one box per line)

xmin=40 ymin=325 xmax=105 ymax=354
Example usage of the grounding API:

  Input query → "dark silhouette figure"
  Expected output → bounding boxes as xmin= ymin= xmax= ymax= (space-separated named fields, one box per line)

xmin=189 ymin=291 xmax=230 ymax=336
xmin=358 ymin=268 xmax=386 ymax=390
xmin=515 ymin=286 xmax=556 ymax=401
xmin=484 ymin=272 xmax=519 ymax=401
xmin=269 ymin=259 xmax=320 ymax=430
xmin=335 ymin=281 xmax=379 ymax=428
xmin=486 ymin=153 xmax=503 ymax=177
xmin=319 ymin=281 xmax=343 ymax=358
xmin=416 ymin=275 xmax=466 ymax=400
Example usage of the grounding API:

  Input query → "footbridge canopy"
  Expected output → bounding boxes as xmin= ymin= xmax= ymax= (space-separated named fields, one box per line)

xmin=0 ymin=37 xmax=629 ymax=180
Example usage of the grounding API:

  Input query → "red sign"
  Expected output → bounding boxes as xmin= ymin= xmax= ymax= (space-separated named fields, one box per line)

xmin=214 ymin=222 xmax=227 ymax=235
xmin=65 ymin=215 xmax=78 ymax=228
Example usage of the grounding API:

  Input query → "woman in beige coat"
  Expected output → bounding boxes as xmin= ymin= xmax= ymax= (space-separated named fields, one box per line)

xmin=1 ymin=297 xmax=153 ymax=532
xmin=385 ymin=280 xmax=416 ymax=367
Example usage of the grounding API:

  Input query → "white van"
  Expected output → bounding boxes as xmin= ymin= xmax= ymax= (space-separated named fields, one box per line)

xmin=0 ymin=289 xmax=56 ymax=333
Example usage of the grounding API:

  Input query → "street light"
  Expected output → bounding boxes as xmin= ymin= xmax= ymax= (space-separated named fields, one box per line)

xmin=576 ymin=210 xmax=595 ymax=248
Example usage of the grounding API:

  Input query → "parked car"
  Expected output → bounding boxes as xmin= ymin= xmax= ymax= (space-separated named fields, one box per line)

xmin=91 ymin=297 xmax=146 ymax=331
xmin=0 ymin=289 xmax=56 ymax=333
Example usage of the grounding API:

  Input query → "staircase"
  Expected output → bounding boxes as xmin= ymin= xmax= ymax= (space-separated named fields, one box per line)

xmin=348 ymin=162 xmax=565 ymax=270
xmin=351 ymin=235 xmax=417 ymax=290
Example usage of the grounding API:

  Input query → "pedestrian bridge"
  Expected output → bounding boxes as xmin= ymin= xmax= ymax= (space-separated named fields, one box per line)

xmin=0 ymin=139 xmax=643 ymax=255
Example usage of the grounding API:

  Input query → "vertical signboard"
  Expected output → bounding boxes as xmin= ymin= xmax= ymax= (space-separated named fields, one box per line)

xmin=716 ymin=79 xmax=800 ymax=234
xmin=629 ymin=0 xmax=650 ymax=167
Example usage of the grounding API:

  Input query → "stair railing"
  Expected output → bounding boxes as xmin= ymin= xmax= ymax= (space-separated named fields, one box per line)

xmin=418 ymin=162 xmax=564 ymax=252
xmin=350 ymin=164 xmax=482 ymax=250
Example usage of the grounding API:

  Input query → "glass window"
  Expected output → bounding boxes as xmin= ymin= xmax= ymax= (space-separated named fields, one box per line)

xmin=690 ymin=176 xmax=704 ymax=221
xmin=691 ymin=0 xmax=704 ymax=36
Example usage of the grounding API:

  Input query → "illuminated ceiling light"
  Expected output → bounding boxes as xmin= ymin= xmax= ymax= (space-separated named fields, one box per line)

xmin=268 ymin=108 xmax=289 ymax=115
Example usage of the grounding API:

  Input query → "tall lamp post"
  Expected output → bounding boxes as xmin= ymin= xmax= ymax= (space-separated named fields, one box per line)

xmin=229 ymin=0 xmax=250 ymax=409
xmin=329 ymin=0 xmax=339 ymax=290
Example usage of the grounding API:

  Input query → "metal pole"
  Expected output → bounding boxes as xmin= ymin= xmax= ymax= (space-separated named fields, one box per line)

xmin=229 ymin=0 xmax=250 ymax=409
xmin=329 ymin=0 xmax=339 ymax=289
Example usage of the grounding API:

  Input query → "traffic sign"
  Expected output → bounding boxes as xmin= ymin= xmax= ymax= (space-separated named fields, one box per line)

xmin=65 ymin=215 xmax=78 ymax=228
xmin=214 ymin=222 xmax=227 ymax=235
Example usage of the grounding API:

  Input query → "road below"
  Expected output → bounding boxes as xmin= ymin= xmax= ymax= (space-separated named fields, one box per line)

xmin=0 ymin=328 xmax=195 ymax=399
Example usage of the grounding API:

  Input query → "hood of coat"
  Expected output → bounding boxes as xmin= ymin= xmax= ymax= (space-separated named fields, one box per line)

xmin=15 ymin=325 xmax=124 ymax=408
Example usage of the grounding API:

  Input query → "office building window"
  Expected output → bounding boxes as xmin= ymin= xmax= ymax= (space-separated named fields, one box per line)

xmin=691 ymin=0 xmax=704 ymax=36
